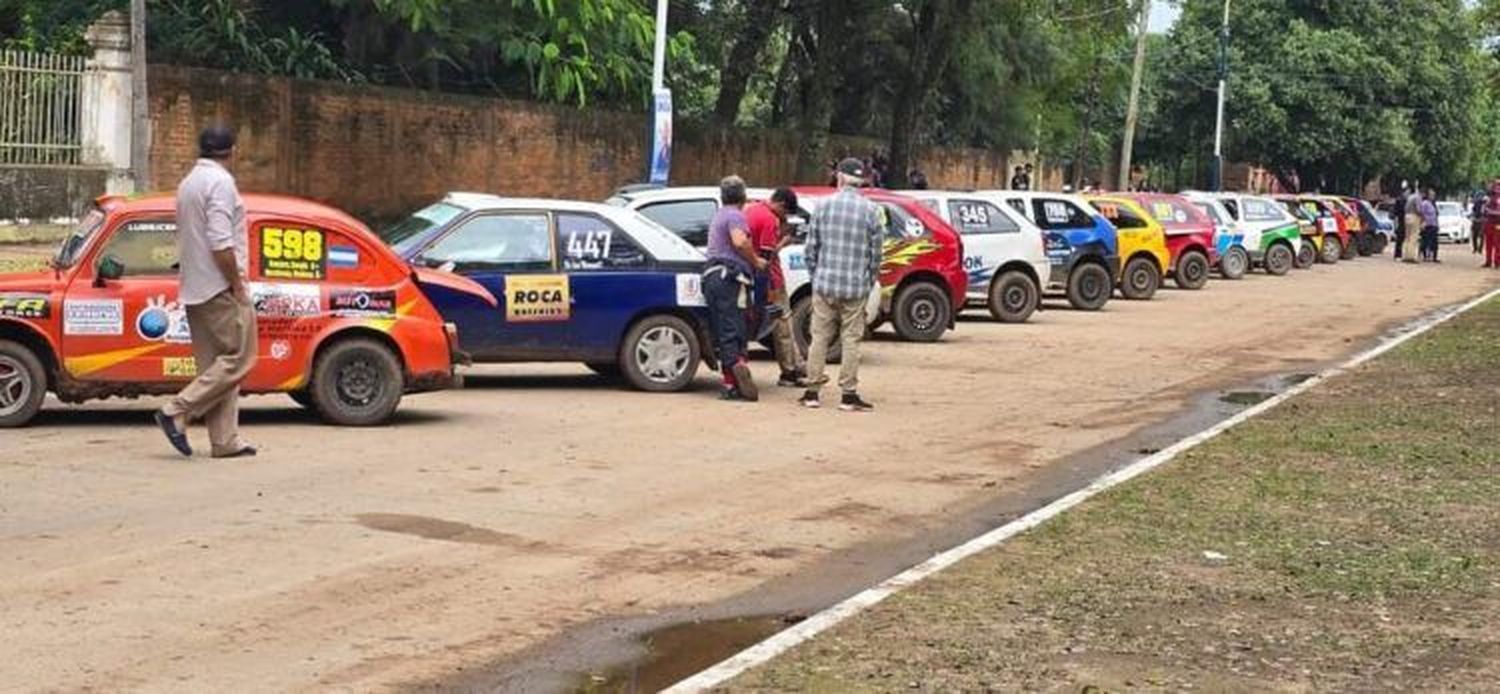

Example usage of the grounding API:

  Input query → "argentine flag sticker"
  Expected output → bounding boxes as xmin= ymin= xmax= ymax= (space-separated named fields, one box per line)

xmin=329 ymin=245 xmax=360 ymax=268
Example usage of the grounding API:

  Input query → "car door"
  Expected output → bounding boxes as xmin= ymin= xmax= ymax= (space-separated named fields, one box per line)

xmin=414 ymin=211 xmax=569 ymax=360
xmin=947 ymin=197 xmax=1022 ymax=297
xmin=61 ymin=216 xmax=195 ymax=382
xmin=555 ymin=212 xmax=667 ymax=360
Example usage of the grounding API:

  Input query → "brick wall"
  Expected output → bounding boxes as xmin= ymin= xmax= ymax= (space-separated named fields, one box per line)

xmin=149 ymin=65 xmax=1020 ymax=222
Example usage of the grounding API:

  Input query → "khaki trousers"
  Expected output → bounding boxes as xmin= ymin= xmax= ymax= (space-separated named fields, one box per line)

xmin=804 ymin=293 xmax=865 ymax=394
xmin=768 ymin=287 xmax=803 ymax=374
xmin=162 ymin=290 xmax=258 ymax=455
xmin=1403 ymin=214 xmax=1422 ymax=261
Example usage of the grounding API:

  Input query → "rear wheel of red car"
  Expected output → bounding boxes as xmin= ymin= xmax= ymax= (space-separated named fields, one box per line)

xmin=1066 ymin=262 xmax=1112 ymax=311
xmin=1174 ymin=250 xmax=1210 ymax=290
xmin=892 ymin=281 xmax=950 ymax=342
xmin=0 ymin=340 xmax=46 ymax=428
xmin=988 ymin=270 xmax=1039 ymax=323
xmin=309 ymin=337 xmax=404 ymax=426
xmin=1294 ymin=240 xmax=1317 ymax=268
xmin=1319 ymin=236 xmax=1343 ymax=264
xmin=1219 ymin=246 xmax=1249 ymax=280
xmin=1264 ymin=243 xmax=1294 ymax=276
xmin=1119 ymin=256 xmax=1160 ymax=300
xmin=620 ymin=314 xmax=699 ymax=392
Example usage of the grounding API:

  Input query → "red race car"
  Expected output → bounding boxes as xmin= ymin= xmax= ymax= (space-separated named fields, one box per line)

xmin=0 ymin=193 xmax=491 ymax=427
xmin=1118 ymin=193 xmax=1219 ymax=290
xmin=793 ymin=188 xmax=968 ymax=342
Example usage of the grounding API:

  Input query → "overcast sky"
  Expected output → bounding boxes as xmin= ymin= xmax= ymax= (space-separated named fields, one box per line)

xmin=1149 ymin=1 xmax=1182 ymax=33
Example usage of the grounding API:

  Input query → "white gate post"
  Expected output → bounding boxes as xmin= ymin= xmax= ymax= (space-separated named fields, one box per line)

xmin=83 ymin=11 xmax=136 ymax=194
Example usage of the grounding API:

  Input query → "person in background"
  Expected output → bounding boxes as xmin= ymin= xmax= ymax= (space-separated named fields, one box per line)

xmin=702 ymin=175 xmax=767 ymax=402
xmin=1402 ymin=185 xmax=1423 ymax=263
xmin=799 ymin=157 xmax=881 ymax=412
xmin=1419 ymin=188 xmax=1440 ymax=263
xmin=1470 ymin=193 xmax=1485 ymax=255
xmin=1010 ymin=166 xmax=1028 ymax=191
xmin=1484 ymin=180 xmax=1500 ymax=268
xmin=745 ymin=188 xmax=804 ymax=386
xmin=154 ymin=124 xmax=258 ymax=459
xmin=908 ymin=169 xmax=929 ymax=190
xmin=1023 ymin=162 xmax=1035 ymax=189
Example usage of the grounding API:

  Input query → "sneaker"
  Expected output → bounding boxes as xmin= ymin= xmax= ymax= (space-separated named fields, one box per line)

xmin=777 ymin=370 xmax=804 ymax=387
xmin=720 ymin=388 xmax=750 ymax=402
xmin=731 ymin=362 xmax=758 ymax=401
xmin=839 ymin=392 xmax=875 ymax=412
xmin=798 ymin=390 xmax=821 ymax=409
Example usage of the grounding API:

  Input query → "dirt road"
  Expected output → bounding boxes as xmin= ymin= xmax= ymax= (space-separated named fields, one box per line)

xmin=3 ymin=254 xmax=1496 ymax=692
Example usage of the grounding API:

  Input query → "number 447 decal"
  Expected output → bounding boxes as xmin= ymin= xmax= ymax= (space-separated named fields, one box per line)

xmin=565 ymin=230 xmax=613 ymax=260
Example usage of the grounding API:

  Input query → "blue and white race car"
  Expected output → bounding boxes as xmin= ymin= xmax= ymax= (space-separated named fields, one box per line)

xmin=380 ymin=193 xmax=718 ymax=392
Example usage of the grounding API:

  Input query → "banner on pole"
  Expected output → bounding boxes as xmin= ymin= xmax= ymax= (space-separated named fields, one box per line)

xmin=649 ymin=89 xmax=672 ymax=185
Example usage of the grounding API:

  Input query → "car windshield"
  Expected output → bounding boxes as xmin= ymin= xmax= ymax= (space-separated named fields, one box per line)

xmin=1438 ymin=202 xmax=1463 ymax=216
xmin=53 ymin=209 xmax=106 ymax=268
xmin=380 ymin=202 xmax=466 ymax=256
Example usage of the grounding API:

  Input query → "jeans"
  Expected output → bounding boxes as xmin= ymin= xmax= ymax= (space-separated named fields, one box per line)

xmin=703 ymin=266 xmax=748 ymax=370
xmin=1420 ymin=226 xmax=1439 ymax=260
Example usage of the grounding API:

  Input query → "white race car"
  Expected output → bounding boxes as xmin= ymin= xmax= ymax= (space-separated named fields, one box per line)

xmin=900 ymin=190 xmax=1050 ymax=322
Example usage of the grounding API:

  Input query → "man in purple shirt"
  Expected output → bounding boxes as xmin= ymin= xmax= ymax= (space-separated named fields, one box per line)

xmin=703 ymin=175 xmax=768 ymax=401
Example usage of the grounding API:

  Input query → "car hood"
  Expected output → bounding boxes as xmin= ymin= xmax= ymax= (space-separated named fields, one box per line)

xmin=0 ymin=270 xmax=60 ymax=294
xmin=411 ymin=267 xmax=497 ymax=307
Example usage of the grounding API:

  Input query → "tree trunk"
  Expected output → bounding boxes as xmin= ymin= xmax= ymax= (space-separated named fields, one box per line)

xmin=713 ymin=0 xmax=782 ymax=124
xmin=794 ymin=2 xmax=846 ymax=183
xmin=886 ymin=0 xmax=973 ymax=190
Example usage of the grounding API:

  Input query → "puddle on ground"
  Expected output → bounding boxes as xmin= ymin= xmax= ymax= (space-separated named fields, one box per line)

xmin=576 ymin=615 xmax=793 ymax=693
xmin=1219 ymin=390 xmax=1276 ymax=406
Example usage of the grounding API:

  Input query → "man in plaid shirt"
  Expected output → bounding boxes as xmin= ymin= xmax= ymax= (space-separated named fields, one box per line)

xmin=799 ymin=157 xmax=883 ymax=412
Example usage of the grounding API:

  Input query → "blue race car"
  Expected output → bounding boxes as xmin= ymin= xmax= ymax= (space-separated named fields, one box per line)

xmin=380 ymin=193 xmax=719 ymax=391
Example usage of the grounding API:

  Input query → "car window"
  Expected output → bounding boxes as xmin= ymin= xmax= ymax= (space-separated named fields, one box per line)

xmin=557 ymin=213 xmax=647 ymax=271
xmin=55 ymin=209 xmax=105 ymax=268
xmin=1091 ymin=200 xmax=1150 ymax=230
xmin=948 ymin=199 xmax=1019 ymax=234
xmin=380 ymin=202 xmax=466 ymax=257
xmin=421 ymin=213 xmax=553 ymax=272
xmin=98 ymin=219 xmax=178 ymax=276
xmin=1220 ymin=199 xmax=1240 ymax=219
xmin=1438 ymin=202 xmax=1463 ymax=216
xmin=1031 ymin=198 xmax=1092 ymax=229
xmin=878 ymin=203 xmax=927 ymax=241
xmin=1242 ymin=198 xmax=1284 ymax=222
xmin=1146 ymin=198 xmax=1205 ymax=229
xmin=638 ymin=199 xmax=717 ymax=247
xmin=1006 ymin=198 xmax=1027 ymax=216
xmin=1191 ymin=201 xmax=1225 ymax=225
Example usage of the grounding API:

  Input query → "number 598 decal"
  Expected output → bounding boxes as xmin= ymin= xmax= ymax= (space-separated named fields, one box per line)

xmin=261 ymin=227 xmax=327 ymax=280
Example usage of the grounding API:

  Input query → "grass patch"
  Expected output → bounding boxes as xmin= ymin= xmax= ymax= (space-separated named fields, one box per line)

xmin=730 ymin=299 xmax=1500 ymax=692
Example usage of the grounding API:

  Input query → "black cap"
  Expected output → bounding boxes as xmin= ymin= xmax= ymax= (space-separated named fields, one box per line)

xmin=198 ymin=124 xmax=236 ymax=158
xmin=837 ymin=157 xmax=866 ymax=179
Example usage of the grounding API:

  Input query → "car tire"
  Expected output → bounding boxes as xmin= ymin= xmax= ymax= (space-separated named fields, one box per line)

xmin=1066 ymin=262 xmax=1112 ymax=311
xmin=1341 ymin=235 xmax=1358 ymax=259
xmin=585 ymin=361 xmax=622 ymax=378
xmin=1263 ymin=243 xmax=1294 ymax=276
xmin=1119 ymin=256 xmax=1160 ymax=300
xmin=790 ymin=295 xmax=844 ymax=364
xmin=1372 ymin=235 xmax=1388 ymax=254
xmin=987 ymin=270 xmax=1039 ymax=323
xmin=0 ymin=339 xmax=46 ymax=428
xmin=1174 ymin=250 xmax=1210 ymax=290
xmin=620 ymin=314 xmax=700 ymax=392
xmin=1356 ymin=232 xmax=1375 ymax=256
xmin=1219 ymin=246 xmax=1249 ymax=280
xmin=309 ymin=337 xmax=404 ymax=426
xmin=892 ymin=281 xmax=951 ymax=342
xmin=1294 ymin=240 xmax=1317 ymax=268
xmin=1319 ymin=236 xmax=1342 ymax=264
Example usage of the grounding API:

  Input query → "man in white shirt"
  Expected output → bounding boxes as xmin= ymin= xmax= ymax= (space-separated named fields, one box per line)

xmin=154 ymin=125 xmax=258 ymax=458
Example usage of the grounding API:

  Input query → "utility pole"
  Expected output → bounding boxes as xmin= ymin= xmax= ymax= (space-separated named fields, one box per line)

xmin=1210 ymin=0 xmax=1231 ymax=191
xmin=1118 ymin=0 xmax=1150 ymax=192
xmin=129 ymin=0 xmax=149 ymax=191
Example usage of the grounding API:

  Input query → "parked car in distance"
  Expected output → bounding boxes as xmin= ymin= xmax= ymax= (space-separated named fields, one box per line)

xmin=1084 ymin=194 xmax=1173 ymax=300
xmin=903 ymin=190 xmax=1051 ymax=322
xmin=0 ymin=193 xmax=484 ymax=427
xmin=1271 ymin=196 xmax=1323 ymax=268
xmin=384 ymin=193 xmax=719 ymax=393
xmin=1181 ymin=194 xmax=1249 ymax=280
xmin=1437 ymin=201 xmax=1470 ymax=244
xmin=1183 ymin=191 xmax=1302 ymax=277
xmin=1117 ymin=193 xmax=1219 ymax=290
xmin=997 ymin=191 xmax=1119 ymax=311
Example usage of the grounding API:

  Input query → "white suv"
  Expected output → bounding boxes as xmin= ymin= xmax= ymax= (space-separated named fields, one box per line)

xmin=901 ymin=190 xmax=1050 ymax=322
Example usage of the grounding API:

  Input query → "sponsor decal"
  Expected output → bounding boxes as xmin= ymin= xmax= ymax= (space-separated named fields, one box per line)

xmin=675 ymin=273 xmax=705 ymax=307
xmin=785 ymin=251 xmax=807 ymax=271
xmin=260 ymin=226 xmax=326 ymax=280
xmin=880 ymin=239 xmax=941 ymax=270
xmin=162 ymin=356 xmax=196 ymax=378
xmin=63 ymin=299 xmax=123 ymax=335
xmin=505 ymin=275 xmax=570 ymax=322
xmin=269 ymin=339 xmax=291 ymax=361
xmin=328 ymin=245 xmax=360 ymax=268
xmin=0 ymin=294 xmax=50 ymax=319
xmin=251 ymin=282 xmax=321 ymax=318
xmin=136 ymin=295 xmax=192 ymax=343
xmin=330 ymin=289 xmax=396 ymax=317
xmin=1044 ymin=201 xmax=1072 ymax=224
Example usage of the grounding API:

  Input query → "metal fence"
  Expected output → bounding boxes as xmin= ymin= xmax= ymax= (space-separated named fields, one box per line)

xmin=0 ymin=50 xmax=88 ymax=166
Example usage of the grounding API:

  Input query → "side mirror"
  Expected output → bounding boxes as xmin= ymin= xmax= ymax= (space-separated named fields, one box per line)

xmin=93 ymin=255 xmax=124 ymax=287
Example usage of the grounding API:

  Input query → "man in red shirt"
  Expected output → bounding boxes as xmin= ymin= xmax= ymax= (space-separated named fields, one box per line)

xmin=746 ymin=188 xmax=804 ymax=386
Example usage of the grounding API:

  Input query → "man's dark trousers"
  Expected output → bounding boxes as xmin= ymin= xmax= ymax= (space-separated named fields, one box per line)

xmin=703 ymin=265 xmax=747 ymax=368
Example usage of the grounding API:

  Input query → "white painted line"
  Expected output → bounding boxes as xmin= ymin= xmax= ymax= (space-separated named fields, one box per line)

xmin=666 ymin=285 xmax=1500 ymax=693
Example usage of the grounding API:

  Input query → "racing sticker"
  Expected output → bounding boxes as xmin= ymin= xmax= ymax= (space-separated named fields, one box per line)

xmin=260 ymin=226 xmax=326 ymax=280
xmin=0 ymin=293 xmax=49 ymax=319
xmin=1043 ymin=201 xmax=1072 ymax=224
xmin=328 ymin=245 xmax=360 ymax=269
xmin=162 ymin=357 xmax=196 ymax=378
xmin=330 ymin=289 xmax=396 ymax=317
xmin=251 ymin=282 xmax=321 ymax=318
xmin=955 ymin=203 xmax=990 ymax=228
xmin=63 ymin=299 xmax=123 ymax=335
xmin=675 ymin=273 xmax=705 ymax=307
xmin=136 ymin=295 xmax=192 ymax=343
xmin=268 ymin=339 xmax=292 ymax=361
xmin=505 ymin=275 xmax=570 ymax=322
